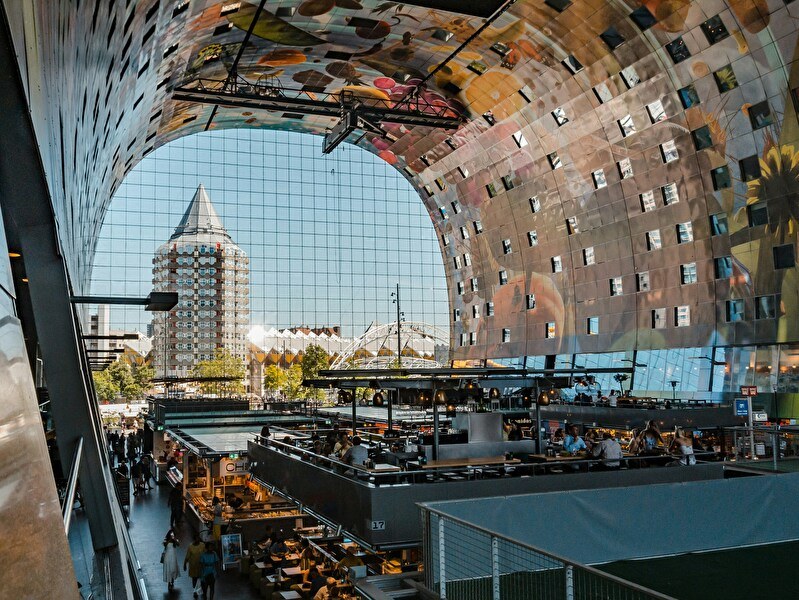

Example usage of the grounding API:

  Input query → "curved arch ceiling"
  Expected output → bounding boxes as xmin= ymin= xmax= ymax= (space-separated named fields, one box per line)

xmin=18 ymin=0 xmax=799 ymax=361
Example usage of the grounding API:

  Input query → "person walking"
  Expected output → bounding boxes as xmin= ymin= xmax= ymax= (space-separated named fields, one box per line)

xmin=162 ymin=529 xmax=180 ymax=591
xmin=183 ymin=533 xmax=205 ymax=598
xmin=168 ymin=486 xmax=183 ymax=528
xmin=199 ymin=542 xmax=219 ymax=600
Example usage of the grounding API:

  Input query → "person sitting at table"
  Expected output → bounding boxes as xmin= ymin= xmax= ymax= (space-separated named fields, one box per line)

xmin=641 ymin=420 xmax=664 ymax=454
xmin=269 ymin=536 xmax=289 ymax=557
xmin=342 ymin=436 xmax=368 ymax=466
xmin=256 ymin=525 xmax=274 ymax=550
xmin=309 ymin=564 xmax=330 ymax=598
xmin=669 ymin=428 xmax=696 ymax=466
xmin=583 ymin=429 xmax=598 ymax=451
xmin=551 ymin=428 xmax=565 ymax=445
xmin=336 ymin=546 xmax=365 ymax=574
xmin=563 ymin=424 xmax=586 ymax=455
xmin=592 ymin=432 xmax=623 ymax=470
xmin=626 ymin=428 xmax=642 ymax=454
xmin=314 ymin=577 xmax=339 ymax=600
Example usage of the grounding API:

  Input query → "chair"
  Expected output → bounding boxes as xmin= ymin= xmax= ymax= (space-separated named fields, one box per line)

xmin=259 ymin=580 xmax=275 ymax=598
xmin=249 ymin=566 xmax=263 ymax=588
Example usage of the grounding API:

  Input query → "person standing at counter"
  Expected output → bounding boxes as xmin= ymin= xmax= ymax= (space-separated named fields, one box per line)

xmin=183 ymin=533 xmax=205 ymax=597
xmin=168 ymin=486 xmax=184 ymax=528
xmin=211 ymin=496 xmax=224 ymax=541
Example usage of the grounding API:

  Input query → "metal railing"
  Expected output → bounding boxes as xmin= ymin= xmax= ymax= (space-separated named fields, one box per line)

xmin=62 ymin=436 xmax=84 ymax=534
xmin=723 ymin=425 xmax=799 ymax=471
xmin=421 ymin=507 xmax=675 ymax=600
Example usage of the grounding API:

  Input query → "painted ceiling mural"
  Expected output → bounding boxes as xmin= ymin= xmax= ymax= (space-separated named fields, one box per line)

xmin=21 ymin=0 xmax=799 ymax=362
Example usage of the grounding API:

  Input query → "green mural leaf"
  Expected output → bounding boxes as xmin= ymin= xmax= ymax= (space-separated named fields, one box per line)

xmin=228 ymin=3 xmax=326 ymax=46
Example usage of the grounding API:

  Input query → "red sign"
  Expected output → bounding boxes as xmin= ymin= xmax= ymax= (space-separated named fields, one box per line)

xmin=740 ymin=386 xmax=758 ymax=396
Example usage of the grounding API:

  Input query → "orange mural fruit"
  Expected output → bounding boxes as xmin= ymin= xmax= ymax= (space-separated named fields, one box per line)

xmin=645 ymin=0 xmax=690 ymax=32
xmin=298 ymin=0 xmax=335 ymax=17
xmin=464 ymin=71 xmax=522 ymax=116
xmin=729 ymin=0 xmax=769 ymax=34
xmin=258 ymin=48 xmax=307 ymax=66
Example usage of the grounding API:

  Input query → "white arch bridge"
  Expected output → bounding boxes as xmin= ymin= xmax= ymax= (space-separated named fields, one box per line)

xmin=330 ymin=322 xmax=449 ymax=370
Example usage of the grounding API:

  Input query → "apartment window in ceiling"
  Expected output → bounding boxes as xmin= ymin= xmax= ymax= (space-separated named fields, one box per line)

xmin=463 ymin=253 xmax=472 ymax=266
xmin=661 ymin=140 xmax=679 ymax=163
xmin=726 ymin=299 xmax=745 ymax=322
xmin=774 ymin=244 xmax=796 ymax=269
xmin=594 ymin=83 xmax=614 ymax=104
xmin=566 ymin=217 xmax=579 ymax=235
xmin=459 ymin=333 xmax=467 ymax=347
xmin=552 ymin=256 xmax=563 ymax=273
xmin=647 ymin=99 xmax=666 ymax=123
xmin=678 ymin=83 xmax=700 ymax=109
xmin=423 ymin=185 xmax=434 ymax=197
xmin=620 ymin=66 xmax=640 ymax=88
xmin=526 ymin=294 xmax=536 ymax=310
xmin=545 ymin=0 xmax=572 ymax=12
xmin=469 ymin=331 xmax=477 ymax=345
xmin=592 ymin=169 xmax=607 ymax=189
xmin=701 ymin=15 xmax=730 ymax=44
xmin=715 ymin=256 xmax=733 ymax=279
xmin=502 ymin=328 xmax=511 ymax=343
xmin=483 ymin=111 xmax=496 ymax=125
xmin=711 ymin=166 xmax=731 ymax=190
xmin=435 ymin=177 xmax=447 ymax=191
xmin=518 ymin=85 xmax=535 ymax=103
xmin=454 ymin=256 xmax=462 ymax=270
xmin=677 ymin=221 xmax=694 ymax=244
xmin=692 ymin=125 xmax=713 ymax=150
xmin=548 ymin=152 xmax=562 ymax=169
xmin=587 ymin=317 xmax=599 ymax=335
xmin=486 ymin=302 xmax=495 ymax=316
xmin=502 ymin=239 xmax=512 ymax=254
xmin=637 ymin=271 xmax=650 ymax=292
xmin=739 ymin=155 xmax=761 ymax=182
xmin=749 ymin=100 xmax=774 ymax=130
xmin=714 ymin=65 xmax=738 ymax=93
xmin=439 ymin=206 xmax=448 ymax=219
xmin=709 ymin=213 xmax=728 ymax=236
xmin=755 ymin=295 xmax=777 ymax=320
xmin=527 ymin=230 xmax=539 ymax=246
xmin=619 ymin=114 xmax=636 ymax=137
xmin=529 ymin=196 xmax=542 ymax=213
xmin=618 ymin=158 xmax=634 ymax=179
xmin=502 ymin=174 xmax=517 ymax=190
xmin=471 ymin=277 xmax=479 ymax=292
xmin=458 ymin=165 xmax=470 ymax=178
xmin=457 ymin=281 xmax=465 ymax=295
xmin=652 ymin=308 xmax=667 ymax=329
xmin=499 ymin=270 xmax=508 ymax=285
xmin=453 ymin=308 xmax=461 ymax=322
xmin=451 ymin=200 xmax=461 ymax=214
xmin=665 ymin=37 xmax=691 ymax=63
xmin=442 ymin=234 xmax=450 ymax=247
xmin=646 ymin=230 xmax=662 ymax=251
xmin=630 ymin=6 xmax=657 ymax=30
xmin=681 ymin=262 xmax=697 ymax=284
xmin=563 ymin=55 xmax=583 ymax=74
xmin=747 ymin=202 xmax=769 ymax=227
xmin=600 ymin=26 xmax=625 ymax=50
xmin=610 ymin=276 xmax=623 ymax=296
xmin=473 ymin=220 xmax=484 ymax=234
xmin=640 ymin=190 xmax=657 ymax=212
xmin=662 ymin=182 xmax=679 ymax=205
xmin=467 ymin=60 xmax=488 ymax=75
xmin=472 ymin=305 xmax=480 ymax=319
xmin=460 ymin=226 xmax=470 ymax=240
xmin=491 ymin=42 xmax=511 ymax=57
xmin=486 ymin=182 xmax=499 ymax=198
xmin=513 ymin=130 xmax=528 ymax=148
xmin=545 ymin=322 xmax=556 ymax=338
xmin=583 ymin=246 xmax=596 ymax=266
xmin=552 ymin=107 xmax=569 ymax=126
xmin=675 ymin=305 xmax=691 ymax=327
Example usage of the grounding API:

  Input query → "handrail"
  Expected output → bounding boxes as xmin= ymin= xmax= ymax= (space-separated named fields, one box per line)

xmin=62 ymin=436 xmax=84 ymax=534
xmin=422 ymin=505 xmax=676 ymax=599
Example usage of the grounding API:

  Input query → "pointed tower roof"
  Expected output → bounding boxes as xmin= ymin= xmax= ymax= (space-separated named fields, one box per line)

xmin=170 ymin=184 xmax=232 ymax=241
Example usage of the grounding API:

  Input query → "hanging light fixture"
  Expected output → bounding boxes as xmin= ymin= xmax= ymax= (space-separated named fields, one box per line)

xmin=434 ymin=389 xmax=448 ymax=405
xmin=372 ymin=391 xmax=384 ymax=406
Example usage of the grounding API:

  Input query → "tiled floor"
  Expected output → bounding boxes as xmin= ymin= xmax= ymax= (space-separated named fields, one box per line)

xmin=126 ymin=480 xmax=260 ymax=599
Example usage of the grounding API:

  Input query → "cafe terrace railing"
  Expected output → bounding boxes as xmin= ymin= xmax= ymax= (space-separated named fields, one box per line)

xmin=723 ymin=425 xmax=799 ymax=471
xmin=420 ymin=505 xmax=675 ymax=600
xmin=254 ymin=437 xmax=717 ymax=487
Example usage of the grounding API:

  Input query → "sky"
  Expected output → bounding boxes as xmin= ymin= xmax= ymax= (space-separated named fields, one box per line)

xmin=90 ymin=128 xmax=449 ymax=339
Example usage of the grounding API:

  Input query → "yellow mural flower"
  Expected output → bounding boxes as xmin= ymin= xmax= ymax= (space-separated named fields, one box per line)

xmin=741 ymin=143 xmax=799 ymax=238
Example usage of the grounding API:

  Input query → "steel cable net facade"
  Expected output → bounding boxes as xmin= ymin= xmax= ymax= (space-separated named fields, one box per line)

xmin=329 ymin=321 xmax=449 ymax=369
xmin=14 ymin=0 xmax=799 ymax=394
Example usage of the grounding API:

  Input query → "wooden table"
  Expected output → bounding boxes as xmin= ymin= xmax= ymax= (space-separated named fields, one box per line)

xmin=276 ymin=592 xmax=302 ymax=600
xmin=412 ymin=456 xmax=522 ymax=470
xmin=363 ymin=463 xmax=401 ymax=473
xmin=281 ymin=566 xmax=303 ymax=578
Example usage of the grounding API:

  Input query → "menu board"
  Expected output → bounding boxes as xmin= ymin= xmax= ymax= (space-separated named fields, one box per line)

xmin=221 ymin=533 xmax=242 ymax=570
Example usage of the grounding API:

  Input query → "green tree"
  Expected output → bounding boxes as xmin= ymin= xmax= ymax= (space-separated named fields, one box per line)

xmin=131 ymin=363 xmax=155 ymax=397
xmin=92 ymin=369 xmax=119 ymax=403
xmin=191 ymin=349 xmax=246 ymax=395
xmin=301 ymin=344 xmax=329 ymax=401
xmin=284 ymin=363 xmax=305 ymax=399
xmin=263 ymin=365 xmax=287 ymax=394
xmin=106 ymin=361 xmax=139 ymax=401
